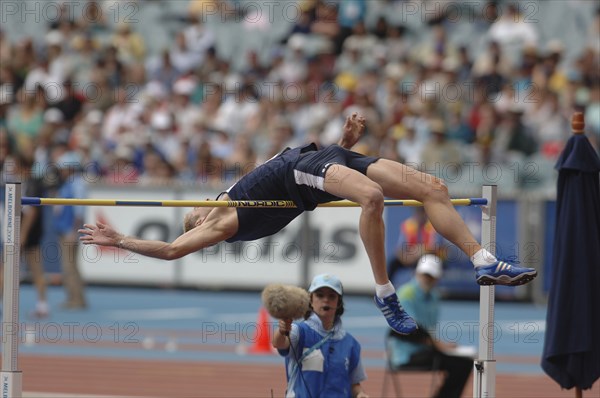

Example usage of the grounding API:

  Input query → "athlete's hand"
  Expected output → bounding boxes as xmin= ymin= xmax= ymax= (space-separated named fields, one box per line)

xmin=339 ymin=112 xmax=366 ymax=149
xmin=78 ymin=222 xmax=123 ymax=247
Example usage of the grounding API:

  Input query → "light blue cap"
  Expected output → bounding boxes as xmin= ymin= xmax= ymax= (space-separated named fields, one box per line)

xmin=308 ymin=274 xmax=343 ymax=295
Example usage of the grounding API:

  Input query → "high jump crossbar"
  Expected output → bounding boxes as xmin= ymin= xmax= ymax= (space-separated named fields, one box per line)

xmin=21 ymin=197 xmax=488 ymax=207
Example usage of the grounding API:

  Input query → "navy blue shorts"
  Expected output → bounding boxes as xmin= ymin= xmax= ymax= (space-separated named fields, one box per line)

xmin=225 ymin=144 xmax=379 ymax=242
xmin=292 ymin=145 xmax=379 ymax=206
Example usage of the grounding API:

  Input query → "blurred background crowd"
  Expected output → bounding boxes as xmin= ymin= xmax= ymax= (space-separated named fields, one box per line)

xmin=1 ymin=0 xmax=599 ymax=196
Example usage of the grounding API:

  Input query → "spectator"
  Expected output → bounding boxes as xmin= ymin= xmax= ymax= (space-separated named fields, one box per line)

xmin=111 ymin=23 xmax=146 ymax=65
xmin=139 ymin=146 xmax=176 ymax=185
xmin=106 ymin=144 xmax=138 ymax=185
xmin=335 ymin=0 xmax=367 ymax=54
xmin=55 ymin=79 xmax=85 ymax=125
xmin=75 ymin=1 xmax=109 ymax=35
xmin=0 ymin=30 xmax=12 ymax=67
xmin=51 ymin=148 xmax=88 ymax=309
xmin=446 ymin=106 xmax=474 ymax=144
xmin=275 ymin=36 xmax=309 ymax=85
xmin=1 ymin=153 xmax=49 ymax=318
xmin=420 ymin=119 xmax=463 ymax=176
xmin=258 ymin=115 xmax=298 ymax=162
xmin=193 ymin=140 xmax=223 ymax=186
xmin=101 ymin=87 xmax=140 ymax=147
xmin=388 ymin=255 xmax=473 ymax=398
xmin=341 ymin=20 xmax=377 ymax=58
xmin=41 ymin=107 xmax=68 ymax=146
xmin=183 ymin=14 xmax=215 ymax=60
xmin=101 ymin=46 xmax=125 ymax=89
xmin=212 ymin=83 xmax=260 ymax=137
xmin=310 ymin=1 xmax=340 ymax=44
xmin=6 ymin=90 xmax=44 ymax=152
xmin=223 ymin=133 xmax=257 ymax=180
xmin=387 ymin=207 xmax=444 ymax=287
xmin=23 ymin=56 xmax=60 ymax=103
xmin=334 ymin=37 xmax=376 ymax=80
xmin=523 ymin=90 xmax=569 ymax=159
xmin=289 ymin=8 xmax=314 ymax=36
xmin=46 ymin=42 xmax=70 ymax=99
xmin=147 ymin=50 xmax=181 ymax=91
xmin=488 ymin=2 xmax=538 ymax=67
xmin=172 ymin=78 xmax=201 ymax=139
xmin=70 ymin=110 xmax=104 ymax=177
xmin=195 ymin=82 xmax=223 ymax=133
xmin=455 ymin=45 xmax=474 ymax=83
xmin=169 ymin=32 xmax=203 ymax=74
xmin=86 ymin=70 xmax=114 ymax=112
xmin=381 ymin=24 xmax=410 ymax=63
xmin=413 ymin=23 xmax=457 ymax=67
xmin=472 ymin=40 xmax=511 ymax=80
xmin=196 ymin=46 xmax=220 ymax=81
xmin=495 ymin=107 xmax=538 ymax=160
xmin=394 ymin=117 xmax=425 ymax=166
xmin=476 ymin=54 xmax=507 ymax=100
xmin=148 ymin=111 xmax=181 ymax=165
xmin=11 ymin=38 xmax=36 ymax=88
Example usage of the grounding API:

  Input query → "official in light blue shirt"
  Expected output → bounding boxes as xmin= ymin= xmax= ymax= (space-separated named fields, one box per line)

xmin=273 ymin=274 xmax=369 ymax=398
xmin=390 ymin=272 xmax=440 ymax=366
xmin=388 ymin=255 xmax=472 ymax=398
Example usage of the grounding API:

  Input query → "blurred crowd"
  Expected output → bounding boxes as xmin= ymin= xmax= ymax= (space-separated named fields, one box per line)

xmin=1 ymin=0 xmax=599 ymax=194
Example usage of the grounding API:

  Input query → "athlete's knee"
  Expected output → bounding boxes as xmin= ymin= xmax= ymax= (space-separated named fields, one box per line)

xmin=360 ymin=185 xmax=385 ymax=213
xmin=423 ymin=176 xmax=449 ymax=202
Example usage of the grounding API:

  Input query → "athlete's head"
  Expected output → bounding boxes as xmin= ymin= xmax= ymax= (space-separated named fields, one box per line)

xmin=183 ymin=207 xmax=212 ymax=232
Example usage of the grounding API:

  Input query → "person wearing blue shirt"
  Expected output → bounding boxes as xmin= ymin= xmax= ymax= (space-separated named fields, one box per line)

xmin=272 ymin=274 xmax=369 ymax=398
xmin=53 ymin=149 xmax=88 ymax=309
xmin=388 ymin=255 xmax=472 ymax=398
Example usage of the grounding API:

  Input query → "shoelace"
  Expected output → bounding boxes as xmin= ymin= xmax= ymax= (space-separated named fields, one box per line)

xmin=382 ymin=298 xmax=409 ymax=320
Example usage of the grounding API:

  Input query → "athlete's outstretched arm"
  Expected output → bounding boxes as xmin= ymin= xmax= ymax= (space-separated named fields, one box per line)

xmin=78 ymin=208 xmax=238 ymax=260
xmin=338 ymin=112 xmax=366 ymax=149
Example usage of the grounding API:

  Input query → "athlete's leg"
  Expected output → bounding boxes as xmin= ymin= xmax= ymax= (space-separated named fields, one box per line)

xmin=323 ymin=163 xmax=417 ymax=334
xmin=366 ymin=159 xmax=537 ymax=286
xmin=367 ymin=159 xmax=482 ymax=258
xmin=323 ymin=164 xmax=388 ymax=284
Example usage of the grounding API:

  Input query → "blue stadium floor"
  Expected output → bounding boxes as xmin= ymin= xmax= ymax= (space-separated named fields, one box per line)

xmin=4 ymin=284 xmax=548 ymax=375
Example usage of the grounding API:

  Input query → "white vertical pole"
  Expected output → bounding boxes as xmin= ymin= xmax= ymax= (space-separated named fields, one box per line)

xmin=300 ymin=212 xmax=311 ymax=288
xmin=1 ymin=182 xmax=23 ymax=398
xmin=473 ymin=185 xmax=497 ymax=398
